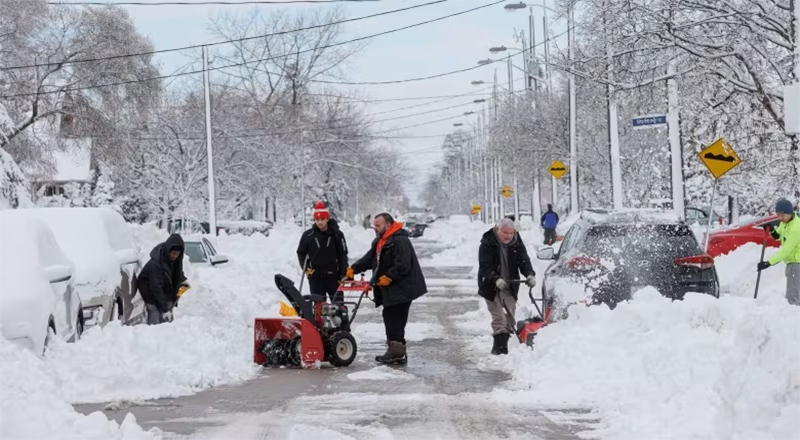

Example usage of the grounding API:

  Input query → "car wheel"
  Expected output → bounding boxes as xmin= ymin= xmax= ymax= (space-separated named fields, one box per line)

xmin=110 ymin=297 xmax=122 ymax=322
xmin=77 ymin=312 xmax=84 ymax=339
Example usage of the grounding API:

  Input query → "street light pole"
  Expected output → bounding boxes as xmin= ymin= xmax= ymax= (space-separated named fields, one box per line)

xmin=201 ymin=46 xmax=217 ymax=236
xmin=568 ymin=4 xmax=579 ymax=215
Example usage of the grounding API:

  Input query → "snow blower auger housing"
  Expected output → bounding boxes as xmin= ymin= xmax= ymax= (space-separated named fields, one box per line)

xmin=254 ymin=274 xmax=371 ymax=368
xmin=514 ymin=282 xmax=554 ymax=348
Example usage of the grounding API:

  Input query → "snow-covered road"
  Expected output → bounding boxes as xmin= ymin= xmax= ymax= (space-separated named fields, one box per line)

xmin=75 ymin=242 xmax=592 ymax=439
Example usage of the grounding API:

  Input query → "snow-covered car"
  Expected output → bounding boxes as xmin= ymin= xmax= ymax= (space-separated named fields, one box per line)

xmin=217 ymin=220 xmax=271 ymax=237
xmin=0 ymin=213 xmax=84 ymax=355
xmin=12 ymin=207 xmax=145 ymax=327
xmin=537 ymin=209 xmax=719 ymax=309
xmin=183 ymin=236 xmax=230 ymax=266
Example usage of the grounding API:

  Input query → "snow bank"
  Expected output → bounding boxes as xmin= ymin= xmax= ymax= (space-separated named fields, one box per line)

xmin=488 ymin=289 xmax=799 ymax=440
xmin=16 ymin=221 xmax=380 ymax=410
xmin=0 ymin=338 xmax=158 ymax=439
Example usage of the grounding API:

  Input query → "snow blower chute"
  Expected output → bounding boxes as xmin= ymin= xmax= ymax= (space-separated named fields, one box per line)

xmin=254 ymin=274 xmax=371 ymax=368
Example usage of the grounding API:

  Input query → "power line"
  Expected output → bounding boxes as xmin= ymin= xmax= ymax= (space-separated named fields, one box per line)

xmin=1 ymin=0 xmax=504 ymax=98
xmin=50 ymin=0 xmax=384 ymax=6
xmin=5 ymin=0 xmax=446 ymax=71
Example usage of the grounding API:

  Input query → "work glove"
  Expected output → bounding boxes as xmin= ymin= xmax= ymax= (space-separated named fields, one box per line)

xmin=305 ymin=267 xmax=315 ymax=276
xmin=377 ymin=275 xmax=392 ymax=287
xmin=757 ymin=261 xmax=771 ymax=271
xmin=525 ymin=275 xmax=537 ymax=288
xmin=345 ymin=267 xmax=354 ymax=279
xmin=495 ymin=278 xmax=508 ymax=291
xmin=162 ymin=311 xmax=173 ymax=322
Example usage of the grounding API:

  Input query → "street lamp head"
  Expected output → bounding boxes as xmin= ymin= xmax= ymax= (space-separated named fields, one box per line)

xmin=504 ymin=2 xmax=527 ymax=11
xmin=473 ymin=99 xmax=487 ymax=103
xmin=489 ymin=46 xmax=508 ymax=54
xmin=477 ymin=59 xmax=493 ymax=66
xmin=453 ymin=123 xmax=464 ymax=127
xmin=463 ymin=111 xmax=475 ymax=116
xmin=470 ymin=80 xmax=485 ymax=85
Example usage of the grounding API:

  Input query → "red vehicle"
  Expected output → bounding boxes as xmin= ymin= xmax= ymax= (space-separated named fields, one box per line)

xmin=706 ymin=215 xmax=782 ymax=258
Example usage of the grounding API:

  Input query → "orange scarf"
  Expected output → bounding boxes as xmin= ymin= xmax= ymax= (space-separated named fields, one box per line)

xmin=376 ymin=221 xmax=404 ymax=257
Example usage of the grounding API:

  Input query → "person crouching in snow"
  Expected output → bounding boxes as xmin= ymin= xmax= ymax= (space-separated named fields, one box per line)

xmin=297 ymin=201 xmax=349 ymax=303
xmin=347 ymin=213 xmax=427 ymax=365
xmin=138 ymin=233 xmax=188 ymax=324
xmin=478 ymin=218 xmax=536 ymax=355
xmin=757 ymin=198 xmax=799 ymax=306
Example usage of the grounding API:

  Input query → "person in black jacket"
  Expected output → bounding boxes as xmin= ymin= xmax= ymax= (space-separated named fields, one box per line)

xmin=138 ymin=233 xmax=187 ymax=325
xmin=478 ymin=218 xmax=536 ymax=355
xmin=297 ymin=201 xmax=349 ymax=302
xmin=348 ymin=213 xmax=427 ymax=365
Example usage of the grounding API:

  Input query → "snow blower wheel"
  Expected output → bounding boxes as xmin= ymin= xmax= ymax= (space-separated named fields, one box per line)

xmin=253 ymin=274 xmax=371 ymax=368
xmin=326 ymin=331 xmax=357 ymax=367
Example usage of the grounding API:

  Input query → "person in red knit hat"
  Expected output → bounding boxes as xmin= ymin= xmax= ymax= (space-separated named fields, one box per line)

xmin=296 ymin=201 xmax=349 ymax=302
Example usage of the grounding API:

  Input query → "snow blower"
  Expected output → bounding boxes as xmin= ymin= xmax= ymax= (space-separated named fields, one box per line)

xmin=254 ymin=274 xmax=371 ymax=368
xmin=509 ymin=280 xmax=553 ymax=348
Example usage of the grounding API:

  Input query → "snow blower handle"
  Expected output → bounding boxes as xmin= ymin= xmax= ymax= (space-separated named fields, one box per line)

xmin=298 ymin=255 xmax=309 ymax=295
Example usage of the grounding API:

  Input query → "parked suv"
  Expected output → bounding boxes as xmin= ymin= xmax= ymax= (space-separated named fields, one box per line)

xmin=537 ymin=209 xmax=719 ymax=309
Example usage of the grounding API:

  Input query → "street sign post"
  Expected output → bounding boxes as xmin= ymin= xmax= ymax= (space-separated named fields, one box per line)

xmin=632 ymin=114 xmax=668 ymax=130
xmin=698 ymin=137 xmax=742 ymax=251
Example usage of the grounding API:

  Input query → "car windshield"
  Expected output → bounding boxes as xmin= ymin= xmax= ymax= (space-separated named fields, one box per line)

xmin=580 ymin=224 xmax=701 ymax=261
xmin=184 ymin=242 xmax=207 ymax=263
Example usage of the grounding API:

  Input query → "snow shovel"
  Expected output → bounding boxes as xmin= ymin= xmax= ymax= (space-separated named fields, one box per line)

xmin=754 ymin=229 xmax=768 ymax=299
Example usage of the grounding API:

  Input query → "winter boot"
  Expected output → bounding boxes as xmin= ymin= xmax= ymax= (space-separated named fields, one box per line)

xmin=498 ymin=333 xmax=510 ymax=355
xmin=376 ymin=341 xmax=407 ymax=365
xmin=491 ymin=334 xmax=503 ymax=355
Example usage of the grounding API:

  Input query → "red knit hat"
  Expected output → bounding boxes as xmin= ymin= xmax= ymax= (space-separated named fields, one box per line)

xmin=312 ymin=201 xmax=330 ymax=220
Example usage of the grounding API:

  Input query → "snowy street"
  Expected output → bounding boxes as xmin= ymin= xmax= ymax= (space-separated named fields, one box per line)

xmin=75 ymin=244 xmax=591 ymax=439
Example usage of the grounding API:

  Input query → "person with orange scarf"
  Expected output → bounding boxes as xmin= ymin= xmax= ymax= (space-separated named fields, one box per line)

xmin=346 ymin=213 xmax=427 ymax=364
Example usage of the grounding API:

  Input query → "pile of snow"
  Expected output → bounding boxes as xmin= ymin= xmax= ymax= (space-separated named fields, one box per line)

xmin=421 ymin=219 xmax=488 ymax=266
xmin=0 ymin=338 xmax=158 ymax=439
xmin=474 ymin=241 xmax=800 ymax=440
xmin=0 ymin=147 xmax=33 ymax=210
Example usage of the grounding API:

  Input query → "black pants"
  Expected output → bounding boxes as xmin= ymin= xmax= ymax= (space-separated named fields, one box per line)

xmin=544 ymin=228 xmax=557 ymax=245
xmin=383 ymin=301 xmax=412 ymax=343
xmin=308 ymin=276 xmax=342 ymax=302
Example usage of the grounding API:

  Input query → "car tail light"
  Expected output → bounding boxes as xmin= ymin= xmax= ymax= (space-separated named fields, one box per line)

xmin=567 ymin=255 xmax=600 ymax=271
xmin=674 ymin=254 xmax=714 ymax=270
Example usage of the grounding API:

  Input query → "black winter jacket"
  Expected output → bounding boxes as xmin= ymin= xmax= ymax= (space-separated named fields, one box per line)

xmin=351 ymin=228 xmax=427 ymax=307
xmin=296 ymin=219 xmax=349 ymax=278
xmin=477 ymin=228 xmax=535 ymax=301
xmin=138 ymin=234 xmax=187 ymax=313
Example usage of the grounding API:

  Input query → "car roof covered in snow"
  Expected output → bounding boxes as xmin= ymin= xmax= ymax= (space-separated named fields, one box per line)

xmin=9 ymin=207 xmax=135 ymax=285
xmin=0 ymin=212 xmax=73 ymax=295
xmin=580 ymin=208 xmax=685 ymax=226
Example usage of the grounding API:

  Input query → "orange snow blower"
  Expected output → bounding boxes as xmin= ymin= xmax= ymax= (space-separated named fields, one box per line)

xmin=511 ymin=280 xmax=553 ymax=347
xmin=254 ymin=274 xmax=371 ymax=368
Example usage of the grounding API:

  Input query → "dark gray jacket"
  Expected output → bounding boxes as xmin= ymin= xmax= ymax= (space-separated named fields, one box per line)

xmin=477 ymin=228 xmax=534 ymax=301
xmin=352 ymin=228 xmax=427 ymax=307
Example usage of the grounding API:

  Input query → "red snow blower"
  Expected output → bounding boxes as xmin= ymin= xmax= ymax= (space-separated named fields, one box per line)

xmin=253 ymin=274 xmax=371 ymax=368
xmin=511 ymin=281 xmax=553 ymax=347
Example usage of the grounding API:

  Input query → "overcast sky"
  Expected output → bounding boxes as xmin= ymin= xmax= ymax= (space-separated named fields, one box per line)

xmin=105 ymin=0 xmax=567 ymax=204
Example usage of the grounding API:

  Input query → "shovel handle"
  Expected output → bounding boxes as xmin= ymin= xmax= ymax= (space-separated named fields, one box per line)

xmin=754 ymin=230 xmax=768 ymax=299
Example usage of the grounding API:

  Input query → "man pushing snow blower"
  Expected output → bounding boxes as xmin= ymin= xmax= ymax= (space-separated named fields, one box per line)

xmin=757 ymin=198 xmax=799 ymax=306
xmin=347 ymin=213 xmax=427 ymax=365
xmin=478 ymin=218 xmax=536 ymax=355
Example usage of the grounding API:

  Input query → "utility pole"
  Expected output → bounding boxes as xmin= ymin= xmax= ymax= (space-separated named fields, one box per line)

xmin=543 ymin=6 xmax=553 ymax=93
xmin=513 ymin=170 xmax=520 ymax=221
xmin=606 ymin=3 xmax=623 ymax=210
xmin=202 ymin=46 xmax=217 ymax=236
xmin=667 ymin=59 xmax=684 ymax=218
xmin=568 ymin=5 xmax=579 ymax=215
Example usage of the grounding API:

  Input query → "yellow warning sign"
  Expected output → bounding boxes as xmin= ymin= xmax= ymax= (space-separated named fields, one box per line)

xmin=471 ymin=204 xmax=481 ymax=214
xmin=698 ymin=138 xmax=741 ymax=180
xmin=548 ymin=160 xmax=568 ymax=179
xmin=501 ymin=185 xmax=513 ymax=198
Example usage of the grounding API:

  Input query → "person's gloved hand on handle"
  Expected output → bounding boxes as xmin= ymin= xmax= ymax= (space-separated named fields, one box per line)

xmin=495 ymin=278 xmax=508 ymax=291
xmin=525 ymin=275 xmax=536 ymax=288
